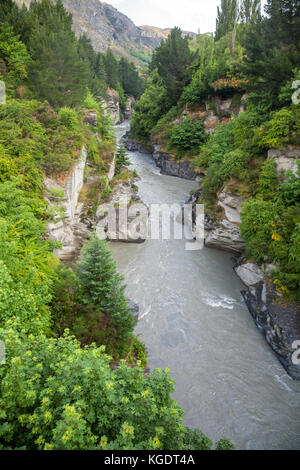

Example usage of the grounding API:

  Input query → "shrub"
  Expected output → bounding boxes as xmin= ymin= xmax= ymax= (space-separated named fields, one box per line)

xmin=169 ymin=117 xmax=207 ymax=154
xmin=0 ymin=328 xmax=232 ymax=450
xmin=256 ymin=159 xmax=279 ymax=200
xmin=241 ymin=198 xmax=282 ymax=262
xmin=58 ymin=107 xmax=79 ymax=131
xmin=280 ymin=160 xmax=300 ymax=206
xmin=256 ymin=106 xmax=300 ymax=149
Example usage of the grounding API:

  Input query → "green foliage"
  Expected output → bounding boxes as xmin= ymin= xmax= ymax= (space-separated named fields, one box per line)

xmin=169 ymin=117 xmax=207 ymax=155
xmin=0 ymin=328 xmax=230 ymax=450
xmin=256 ymin=106 xmax=300 ymax=149
xmin=58 ymin=107 xmax=79 ymax=132
xmin=0 ymin=21 xmax=30 ymax=87
xmin=27 ymin=0 xmax=88 ymax=107
xmin=243 ymin=0 xmax=300 ymax=110
xmin=83 ymin=89 xmax=99 ymax=110
xmin=256 ymin=158 xmax=279 ymax=200
xmin=131 ymin=71 xmax=171 ymax=141
xmin=280 ymin=160 xmax=300 ymax=207
xmin=0 ymin=99 xmax=85 ymax=177
xmin=215 ymin=0 xmax=239 ymax=41
xmin=241 ymin=198 xmax=283 ymax=262
xmin=0 ymin=179 xmax=57 ymax=335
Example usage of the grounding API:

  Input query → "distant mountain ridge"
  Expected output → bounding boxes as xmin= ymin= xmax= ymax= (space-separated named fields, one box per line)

xmin=14 ymin=0 xmax=196 ymax=64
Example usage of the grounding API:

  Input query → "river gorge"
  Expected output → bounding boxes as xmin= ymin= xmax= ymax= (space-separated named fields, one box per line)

xmin=109 ymin=121 xmax=300 ymax=451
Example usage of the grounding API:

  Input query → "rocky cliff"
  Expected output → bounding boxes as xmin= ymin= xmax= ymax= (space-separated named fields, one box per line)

xmin=44 ymin=146 xmax=89 ymax=262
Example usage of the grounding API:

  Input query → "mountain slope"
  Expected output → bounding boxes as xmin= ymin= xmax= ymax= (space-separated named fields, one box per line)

xmin=15 ymin=0 xmax=196 ymax=65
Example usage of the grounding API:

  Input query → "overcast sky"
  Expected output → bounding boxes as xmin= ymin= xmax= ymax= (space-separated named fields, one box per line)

xmin=107 ymin=0 xmax=267 ymax=34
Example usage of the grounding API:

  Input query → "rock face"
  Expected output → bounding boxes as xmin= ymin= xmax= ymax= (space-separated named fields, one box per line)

xmin=103 ymin=88 xmax=121 ymax=124
xmin=83 ymin=109 xmax=98 ymax=128
xmin=153 ymin=145 xmax=200 ymax=180
xmin=241 ymin=282 xmax=300 ymax=380
xmin=44 ymin=147 xmax=89 ymax=262
xmin=268 ymin=148 xmax=300 ymax=176
xmin=181 ymin=93 xmax=248 ymax=134
xmin=139 ymin=25 xmax=196 ymax=42
xmin=235 ymin=263 xmax=264 ymax=287
xmin=218 ymin=191 xmax=244 ymax=224
xmin=124 ymin=96 xmax=135 ymax=120
xmin=205 ymin=219 xmax=246 ymax=254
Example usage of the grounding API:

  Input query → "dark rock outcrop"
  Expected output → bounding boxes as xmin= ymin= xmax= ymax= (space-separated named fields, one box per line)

xmin=241 ymin=283 xmax=300 ymax=380
xmin=153 ymin=146 xmax=201 ymax=181
xmin=122 ymin=133 xmax=153 ymax=154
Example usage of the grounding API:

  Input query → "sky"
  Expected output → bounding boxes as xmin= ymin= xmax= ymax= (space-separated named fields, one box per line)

xmin=107 ymin=0 xmax=267 ymax=34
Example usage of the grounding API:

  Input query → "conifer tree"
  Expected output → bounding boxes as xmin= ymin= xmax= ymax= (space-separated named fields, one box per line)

xmin=78 ymin=235 xmax=136 ymax=349
xmin=115 ymin=143 xmax=131 ymax=175
xmin=105 ymin=48 xmax=120 ymax=90
xmin=150 ymin=27 xmax=192 ymax=105
xmin=28 ymin=0 xmax=88 ymax=107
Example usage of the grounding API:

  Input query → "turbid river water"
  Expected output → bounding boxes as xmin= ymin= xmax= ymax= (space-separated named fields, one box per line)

xmin=110 ymin=122 xmax=300 ymax=450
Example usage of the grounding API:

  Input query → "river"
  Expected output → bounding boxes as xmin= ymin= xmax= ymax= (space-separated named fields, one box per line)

xmin=110 ymin=121 xmax=300 ymax=450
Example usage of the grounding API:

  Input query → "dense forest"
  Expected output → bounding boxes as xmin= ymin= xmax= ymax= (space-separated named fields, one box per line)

xmin=131 ymin=0 xmax=300 ymax=301
xmin=0 ymin=0 xmax=235 ymax=451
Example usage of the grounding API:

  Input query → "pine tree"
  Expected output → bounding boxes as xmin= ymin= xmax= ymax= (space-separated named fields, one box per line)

xmin=78 ymin=235 xmax=136 ymax=348
xmin=28 ymin=0 xmax=88 ymax=107
xmin=115 ymin=143 xmax=131 ymax=175
xmin=105 ymin=48 xmax=119 ymax=90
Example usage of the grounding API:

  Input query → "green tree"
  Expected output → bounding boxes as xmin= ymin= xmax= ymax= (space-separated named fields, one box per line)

xmin=243 ymin=0 xmax=300 ymax=110
xmin=115 ymin=143 xmax=131 ymax=175
xmin=78 ymin=235 xmax=136 ymax=355
xmin=215 ymin=0 xmax=239 ymax=41
xmin=150 ymin=27 xmax=193 ymax=105
xmin=0 ymin=22 xmax=30 ymax=85
xmin=105 ymin=48 xmax=120 ymax=90
xmin=28 ymin=0 xmax=88 ymax=107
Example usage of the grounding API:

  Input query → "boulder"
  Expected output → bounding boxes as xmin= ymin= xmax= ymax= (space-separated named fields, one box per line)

xmin=235 ymin=263 xmax=264 ymax=287
xmin=83 ymin=109 xmax=98 ymax=128
xmin=205 ymin=219 xmax=246 ymax=254
xmin=218 ymin=191 xmax=244 ymax=224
